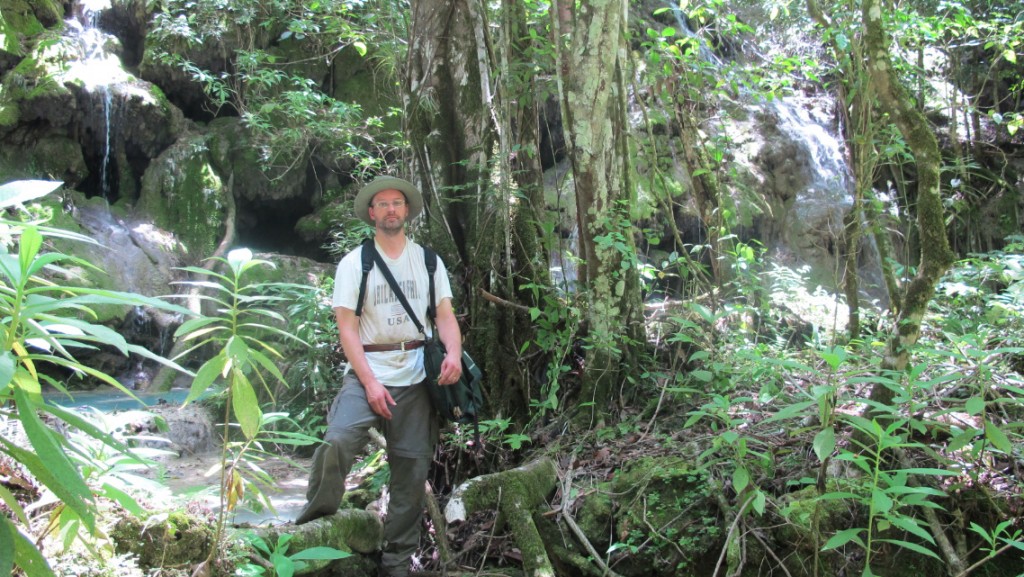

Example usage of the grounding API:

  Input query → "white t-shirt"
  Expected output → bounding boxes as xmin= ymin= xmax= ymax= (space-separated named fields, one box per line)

xmin=333 ymin=239 xmax=454 ymax=387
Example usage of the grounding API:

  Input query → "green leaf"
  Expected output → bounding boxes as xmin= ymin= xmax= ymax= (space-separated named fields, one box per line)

xmin=984 ymin=422 xmax=1013 ymax=453
xmin=691 ymin=370 xmax=713 ymax=382
xmin=232 ymin=369 xmax=262 ymax=440
xmin=733 ymin=467 xmax=750 ymax=493
xmin=187 ymin=355 xmax=227 ymax=405
xmin=1004 ymin=49 xmax=1017 ymax=64
xmin=0 ymin=351 xmax=15 ymax=388
xmin=822 ymin=528 xmax=864 ymax=550
xmin=887 ymin=515 xmax=936 ymax=544
xmin=871 ymin=489 xmax=894 ymax=514
xmin=13 ymin=523 xmax=56 ymax=577
xmin=18 ymin=226 xmax=42 ymax=276
xmin=876 ymin=538 xmax=941 ymax=559
xmin=100 ymin=484 xmax=145 ymax=516
xmin=227 ymin=335 xmax=251 ymax=360
xmin=965 ymin=396 xmax=985 ymax=415
xmin=175 ymin=316 xmax=223 ymax=338
xmin=40 ymin=403 xmax=129 ymax=454
xmin=12 ymin=387 xmax=94 ymax=526
xmin=750 ymin=489 xmax=766 ymax=516
xmin=0 ymin=516 xmax=14 ymax=577
xmin=271 ymin=553 xmax=294 ymax=577
xmin=762 ymin=400 xmax=816 ymax=424
xmin=289 ymin=547 xmax=351 ymax=561
xmin=0 ymin=180 xmax=63 ymax=208
xmin=0 ymin=485 xmax=29 ymax=525
xmin=813 ymin=427 xmax=835 ymax=461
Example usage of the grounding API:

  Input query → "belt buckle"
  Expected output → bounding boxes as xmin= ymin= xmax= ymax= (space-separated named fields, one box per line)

xmin=400 ymin=340 xmax=408 ymax=352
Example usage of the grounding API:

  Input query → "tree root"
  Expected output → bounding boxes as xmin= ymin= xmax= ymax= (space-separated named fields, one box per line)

xmin=445 ymin=457 xmax=559 ymax=577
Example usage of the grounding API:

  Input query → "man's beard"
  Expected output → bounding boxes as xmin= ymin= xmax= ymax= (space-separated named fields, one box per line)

xmin=378 ymin=217 xmax=405 ymax=235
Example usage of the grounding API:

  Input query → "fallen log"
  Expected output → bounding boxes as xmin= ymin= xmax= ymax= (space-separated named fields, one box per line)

xmin=445 ymin=457 xmax=559 ymax=577
xmin=243 ymin=509 xmax=383 ymax=575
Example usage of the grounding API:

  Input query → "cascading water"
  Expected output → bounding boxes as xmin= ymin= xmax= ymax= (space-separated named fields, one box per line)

xmin=68 ymin=0 xmax=122 ymax=200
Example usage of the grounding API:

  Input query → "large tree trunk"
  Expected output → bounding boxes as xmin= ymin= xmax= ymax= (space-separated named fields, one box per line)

xmin=862 ymin=0 xmax=954 ymax=409
xmin=405 ymin=0 xmax=547 ymax=420
xmin=553 ymin=0 xmax=644 ymax=423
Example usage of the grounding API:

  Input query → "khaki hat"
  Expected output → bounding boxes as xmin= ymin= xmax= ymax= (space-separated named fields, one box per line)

xmin=354 ymin=176 xmax=424 ymax=225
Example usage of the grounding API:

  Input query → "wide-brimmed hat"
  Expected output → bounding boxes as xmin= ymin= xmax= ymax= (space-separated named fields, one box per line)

xmin=354 ymin=176 xmax=424 ymax=225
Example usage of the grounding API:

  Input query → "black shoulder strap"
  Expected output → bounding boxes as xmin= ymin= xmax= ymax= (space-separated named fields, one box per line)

xmin=424 ymin=246 xmax=437 ymax=323
xmin=355 ymin=238 xmax=375 ymax=317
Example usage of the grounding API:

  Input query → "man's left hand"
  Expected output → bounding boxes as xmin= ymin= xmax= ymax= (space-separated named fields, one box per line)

xmin=437 ymin=351 xmax=462 ymax=386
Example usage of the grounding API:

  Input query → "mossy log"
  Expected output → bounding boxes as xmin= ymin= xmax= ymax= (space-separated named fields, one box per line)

xmin=445 ymin=457 xmax=559 ymax=577
xmin=244 ymin=509 xmax=383 ymax=575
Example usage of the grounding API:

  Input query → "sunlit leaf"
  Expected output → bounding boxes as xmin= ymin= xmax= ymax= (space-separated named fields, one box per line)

xmin=187 ymin=355 xmax=227 ymax=405
xmin=12 ymin=388 xmax=94 ymax=525
xmin=231 ymin=369 xmax=262 ymax=439
xmin=813 ymin=427 xmax=835 ymax=461
xmin=18 ymin=226 xmax=42 ymax=276
xmin=290 ymin=547 xmax=351 ymax=561
xmin=13 ymin=524 xmax=56 ymax=577
xmin=0 ymin=180 xmax=62 ymax=208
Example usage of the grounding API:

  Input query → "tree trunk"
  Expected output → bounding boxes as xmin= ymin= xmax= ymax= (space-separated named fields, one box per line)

xmin=405 ymin=0 xmax=548 ymax=421
xmin=553 ymin=0 xmax=644 ymax=423
xmin=862 ymin=0 xmax=954 ymax=408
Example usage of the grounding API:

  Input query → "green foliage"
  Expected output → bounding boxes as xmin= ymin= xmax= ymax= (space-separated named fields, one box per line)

xmin=820 ymin=413 xmax=953 ymax=576
xmin=147 ymin=0 xmax=395 ymax=176
xmin=172 ymin=248 xmax=318 ymax=563
xmin=0 ymin=180 xmax=193 ymax=576
xmin=274 ymin=275 xmax=343 ymax=435
xmin=520 ymin=279 xmax=580 ymax=416
xmin=238 ymin=531 xmax=349 ymax=577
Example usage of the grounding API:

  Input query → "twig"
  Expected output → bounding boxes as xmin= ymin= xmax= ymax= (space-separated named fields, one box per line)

xmin=712 ymin=492 xmax=755 ymax=577
xmin=896 ymin=449 xmax=965 ymax=575
xmin=558 ymin=465 xmax=625 ymax=577
xmin=425 ymin=481 xmax=452 ymax=571
xmin=953 ymin=541 xmax=1024 ymax=577
xmin=750 ymin=528 xmax=794 ymax=577
xmin=478 ymin=287 xmax=531 ymax=313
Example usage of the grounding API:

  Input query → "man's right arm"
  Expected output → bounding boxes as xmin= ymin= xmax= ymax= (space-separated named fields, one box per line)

xmin=336 ymin=306 xmax=395 ymax=420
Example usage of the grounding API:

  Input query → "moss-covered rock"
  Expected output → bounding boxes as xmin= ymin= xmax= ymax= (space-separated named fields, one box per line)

xmin=112 ymin=508 xmax=214 ymax=570
xmin=0 ymin=0 xmax=63 ymax=58
xmin=776 ymin=483 xmax=853 ymax=553
xmin=609 ymin=457 xmax=720 ymax=577
xmin=138 ymin=133 xmax=226 ymax=259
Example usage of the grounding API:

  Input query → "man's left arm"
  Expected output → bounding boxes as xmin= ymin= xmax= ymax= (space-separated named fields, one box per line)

xmin=434 ymin=298 xmax=463 ymax=386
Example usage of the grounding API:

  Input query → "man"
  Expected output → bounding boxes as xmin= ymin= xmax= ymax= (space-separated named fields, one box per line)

xmin=295 ymin=176 xmax=463 ymax=577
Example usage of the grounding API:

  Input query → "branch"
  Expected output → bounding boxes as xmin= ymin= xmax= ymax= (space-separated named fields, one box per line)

xmin=478 ymin=287 xmax=531 ymax=313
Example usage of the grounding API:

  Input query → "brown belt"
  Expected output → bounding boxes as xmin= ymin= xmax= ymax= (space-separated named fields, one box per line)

xmin=362 ymin=340 xmax=426 ymax=352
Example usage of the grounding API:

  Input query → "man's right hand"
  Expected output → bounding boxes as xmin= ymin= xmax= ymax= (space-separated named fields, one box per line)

xmin=364 ymin=380 xmax=396 ymax=420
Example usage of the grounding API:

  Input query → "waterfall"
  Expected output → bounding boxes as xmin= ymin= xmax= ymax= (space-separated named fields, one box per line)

xmin=100 ymin=88 xmax=112 ymax=199
xmin=69 ymin=0 xmax=121 ymax=200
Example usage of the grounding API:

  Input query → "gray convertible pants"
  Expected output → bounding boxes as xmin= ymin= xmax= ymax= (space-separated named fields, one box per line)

xmin=295 ymin=373 xmax=437 ymax=577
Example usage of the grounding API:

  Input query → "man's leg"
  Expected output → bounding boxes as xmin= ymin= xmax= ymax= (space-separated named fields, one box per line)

xmin=379 ymin=382 xmax=437 ymax=576
xmin=295 ymin=374 xmax=379 ymax=525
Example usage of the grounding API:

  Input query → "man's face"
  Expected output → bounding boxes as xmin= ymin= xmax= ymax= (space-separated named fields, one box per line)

xmin=368 ymin=189 xmax=409 ymax=235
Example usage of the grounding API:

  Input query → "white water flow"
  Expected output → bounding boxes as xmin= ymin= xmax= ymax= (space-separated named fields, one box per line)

xmin=769 ymin=98 xmax=853 ymax=208
xmin=71 ymin=0 xmax=121 ymax=200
